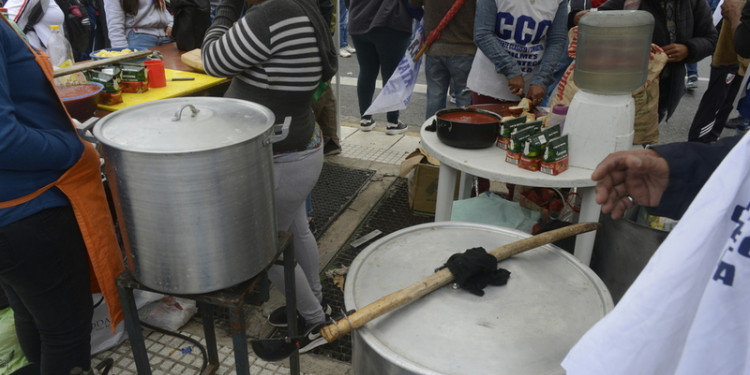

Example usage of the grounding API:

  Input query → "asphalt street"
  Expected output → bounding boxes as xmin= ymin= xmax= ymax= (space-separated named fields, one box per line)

xmin=331 ymin=52 xmax=746 ymax=146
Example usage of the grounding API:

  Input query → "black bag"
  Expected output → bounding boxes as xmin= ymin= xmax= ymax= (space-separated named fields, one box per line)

xmin=55 ymin=0 xmax=91 ymax=55
xmin=171 ymin=0 xmax=211 ymax=51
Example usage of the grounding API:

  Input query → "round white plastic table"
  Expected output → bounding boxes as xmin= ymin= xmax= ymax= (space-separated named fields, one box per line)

xmin=420 ymin=117 xmax=600 ymax=265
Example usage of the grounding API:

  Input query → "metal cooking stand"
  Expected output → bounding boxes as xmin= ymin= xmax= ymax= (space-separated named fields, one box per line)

xmin=116 ymin=231 xmax=302 ymax=375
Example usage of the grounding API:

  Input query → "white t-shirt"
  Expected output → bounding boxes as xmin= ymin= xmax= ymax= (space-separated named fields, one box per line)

xmin=467 ymin=0 xmax=559 ymax=101
xmin=6 ymin=0 xmax=65 ymax=52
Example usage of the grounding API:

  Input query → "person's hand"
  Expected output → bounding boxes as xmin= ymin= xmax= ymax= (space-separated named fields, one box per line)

xmin=166 ymin=26 xmax=173 ymax=38
xmin=661 ymin=43 xmax=689 ymax=63
xmin=508 ymin=75 xmax=525 ymax=97
xmin=574 ymin=9 xmax=591 ymax=25
xmin=526 ymin=85 xmax=546 ymax=106
xmin=590 ymin=148 xmax=670 ymax=219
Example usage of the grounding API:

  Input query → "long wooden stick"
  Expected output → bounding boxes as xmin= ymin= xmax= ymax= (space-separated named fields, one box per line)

xmin=53 ymin=50 xmax=154 ymax=78
xmin=319 ymin=222 xmax=600 ymax=342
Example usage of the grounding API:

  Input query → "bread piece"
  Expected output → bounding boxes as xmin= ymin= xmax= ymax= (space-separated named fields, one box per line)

xmin=509 ymin=97 xmax=534 ymax=115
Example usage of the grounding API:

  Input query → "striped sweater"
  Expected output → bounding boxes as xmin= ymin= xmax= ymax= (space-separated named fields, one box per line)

xmin=202 ymin=0 xmax=323 ymax=153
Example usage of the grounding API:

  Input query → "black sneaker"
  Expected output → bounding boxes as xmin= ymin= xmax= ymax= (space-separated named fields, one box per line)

xmin=267 ymin=303 xmax=332 ymax=328
xmin=386 ymin=121 xmax=408 ymax=135
xmin=726 ymin=116 xmax=750 ymax=130
xmin=323 ymin=141 xmax=341 ymax=156
xmin=267 ymin=305 xmax=305 ymax=328
xmin=360 ymin=118 xmax=375 ymax=132
xmin=321 ymin=301 xmax=333 ymax=317
xmin=297 ymin=321 xmax=328 ymax=354
xmin=686 ymin=75 xmax=698 ymax=90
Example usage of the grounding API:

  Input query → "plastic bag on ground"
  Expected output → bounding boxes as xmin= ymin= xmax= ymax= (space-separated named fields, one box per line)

xmin=451 ymin=192 xmax=541 ymax=233
xmin=0 ymin=308 xmax=29 ymax=375
xmin=138 ymin=296 xmax=198 ymax=332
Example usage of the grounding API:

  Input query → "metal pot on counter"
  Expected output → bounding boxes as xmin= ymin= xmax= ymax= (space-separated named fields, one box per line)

xmin=94 ymin=97 xmax=278 ymax=294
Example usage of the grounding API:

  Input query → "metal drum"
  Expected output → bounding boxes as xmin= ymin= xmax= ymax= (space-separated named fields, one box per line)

xmin=591 ymin=207 xmax=668 ymax=303
xmin=344 ymin=222 xmax=613 ymax=375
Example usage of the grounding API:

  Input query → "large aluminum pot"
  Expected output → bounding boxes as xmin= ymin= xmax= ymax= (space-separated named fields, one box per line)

xmin=345 ymin=222 xmax=613 ymax=375
xmin=94 ymin=97 xmax=278 ymax=294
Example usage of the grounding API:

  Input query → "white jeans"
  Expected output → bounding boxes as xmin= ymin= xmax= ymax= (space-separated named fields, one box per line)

xmin=266 ymin=145 xmax=325 ymax=325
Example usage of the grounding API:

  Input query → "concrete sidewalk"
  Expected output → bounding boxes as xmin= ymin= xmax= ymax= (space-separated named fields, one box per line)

xmin=93 ymin=123 xmax=422 ymax=375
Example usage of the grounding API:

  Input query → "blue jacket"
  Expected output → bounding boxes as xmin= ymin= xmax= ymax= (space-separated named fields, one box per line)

xmin=0 ymin=21 xmax=83 ymax=227
xmin=649 ymin=135 xmax=743 ymax=220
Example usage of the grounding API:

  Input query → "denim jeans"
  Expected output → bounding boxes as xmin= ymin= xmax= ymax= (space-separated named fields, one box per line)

xmin=126 ymin=30 xmax=173 ymax=50
xmin=686 ymin=62 xmax=698 ymax=78
xmin=425 ymin=54 xmax=474 ymax=118
xmin=0 ymin=206 xmax=93 ymax=374
xmin=351 ymin=27 xmax=411 ymax=123
xmin=339 ymin=0 xmax=349 ymax=48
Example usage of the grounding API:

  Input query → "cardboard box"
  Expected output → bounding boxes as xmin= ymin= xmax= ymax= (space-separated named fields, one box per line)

xmin=399 ymin=148 xmax=457 ymax=216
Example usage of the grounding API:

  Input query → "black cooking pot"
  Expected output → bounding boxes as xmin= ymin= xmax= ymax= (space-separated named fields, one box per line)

xmin=434 ymin=107 xmax=501 ymax=149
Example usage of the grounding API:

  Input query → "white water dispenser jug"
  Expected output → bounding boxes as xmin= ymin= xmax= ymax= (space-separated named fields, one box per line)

xmin=564 ymin=10 xmax=654 ymax=170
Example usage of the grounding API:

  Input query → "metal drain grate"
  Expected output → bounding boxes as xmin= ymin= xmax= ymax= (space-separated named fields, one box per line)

xmin=310 ymin=177 xmax=434 ymax=362
xmin=310 ymin=162 xmax=376 ymax=238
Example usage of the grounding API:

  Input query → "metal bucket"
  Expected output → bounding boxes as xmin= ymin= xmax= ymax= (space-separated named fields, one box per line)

xmin=94 ymin=97 xmax=278 ymax=294
xmin=344 ymin=222 xmax=613 ymax=375
xmin=591 ymin=207 xmax=669 ymax=303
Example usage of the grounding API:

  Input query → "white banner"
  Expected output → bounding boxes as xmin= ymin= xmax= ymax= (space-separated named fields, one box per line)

xmin=364 ymin=20 xmax=425 ymax=116
xmin=563 ymin=133 xmax=750 ymax=375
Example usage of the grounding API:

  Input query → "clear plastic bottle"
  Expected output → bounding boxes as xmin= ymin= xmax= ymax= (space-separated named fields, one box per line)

xmin=47 ymin=25 xmax=74 ymax=70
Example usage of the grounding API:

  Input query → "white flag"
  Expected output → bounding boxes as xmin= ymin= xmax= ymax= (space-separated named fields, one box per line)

xmin=563 ymin=132 xmax=750 ymax=375
xmin=364 ymin=20 xmax=425 ymax=116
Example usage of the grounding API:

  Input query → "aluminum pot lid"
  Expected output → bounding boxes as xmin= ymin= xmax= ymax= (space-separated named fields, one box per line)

xmin=344 ymin=222 xmax=613 ymax=375
xmin=93 ymin=97 xmax=275 ymax=153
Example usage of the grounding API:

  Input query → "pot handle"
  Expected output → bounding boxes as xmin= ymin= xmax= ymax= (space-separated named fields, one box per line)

xmin=266 ymin=116 xmax=292 ymax=144
xmin=75 ymin=116 xmax=100 ymax=144
xmin=172 ymin=104 xmax=200 ymax=121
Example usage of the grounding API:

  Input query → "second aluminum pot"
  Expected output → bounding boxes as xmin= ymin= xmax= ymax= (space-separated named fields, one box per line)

xmin=94 ymin=97 xmax=278 ymax=294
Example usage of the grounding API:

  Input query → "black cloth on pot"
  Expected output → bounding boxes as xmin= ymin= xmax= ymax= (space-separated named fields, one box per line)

xmin=439 ymin=247 xmax=510 ymax=296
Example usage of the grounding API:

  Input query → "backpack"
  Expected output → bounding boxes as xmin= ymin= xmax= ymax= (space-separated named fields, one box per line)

xmin=20 ymin=0 xmax=91 ymax=58
xmin=56 ymin=0 xmax=91 ymax=55
xmin=171 ymin=0 xmax=211 ymax=51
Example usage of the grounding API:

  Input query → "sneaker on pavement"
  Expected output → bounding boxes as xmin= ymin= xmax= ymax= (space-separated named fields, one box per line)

xmin=725 ymin=116 xmax=750 ymax=130
xmin=386 ymin=121 xmax=408 ymax=135
xmin=339 ymin=49 xmax=351 ymax=58
xmin=267 ymin=302 xmax=333 ymax=328
xmin=323 ymin=140 xmax=341 ymax=156
xmin=298 ymin=321 xmax=328 ymax=354
xmin=343 ymin=45 xmax=356 ymax=54
xmin=360 ymin=118 xmax=376 ymax=132
xmin=686 ymin=75 xmax=698 ymax=90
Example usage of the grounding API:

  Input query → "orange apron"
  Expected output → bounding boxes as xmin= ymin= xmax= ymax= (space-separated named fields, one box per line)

xmin=0 ymin=17 xmax=124 ymax=330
